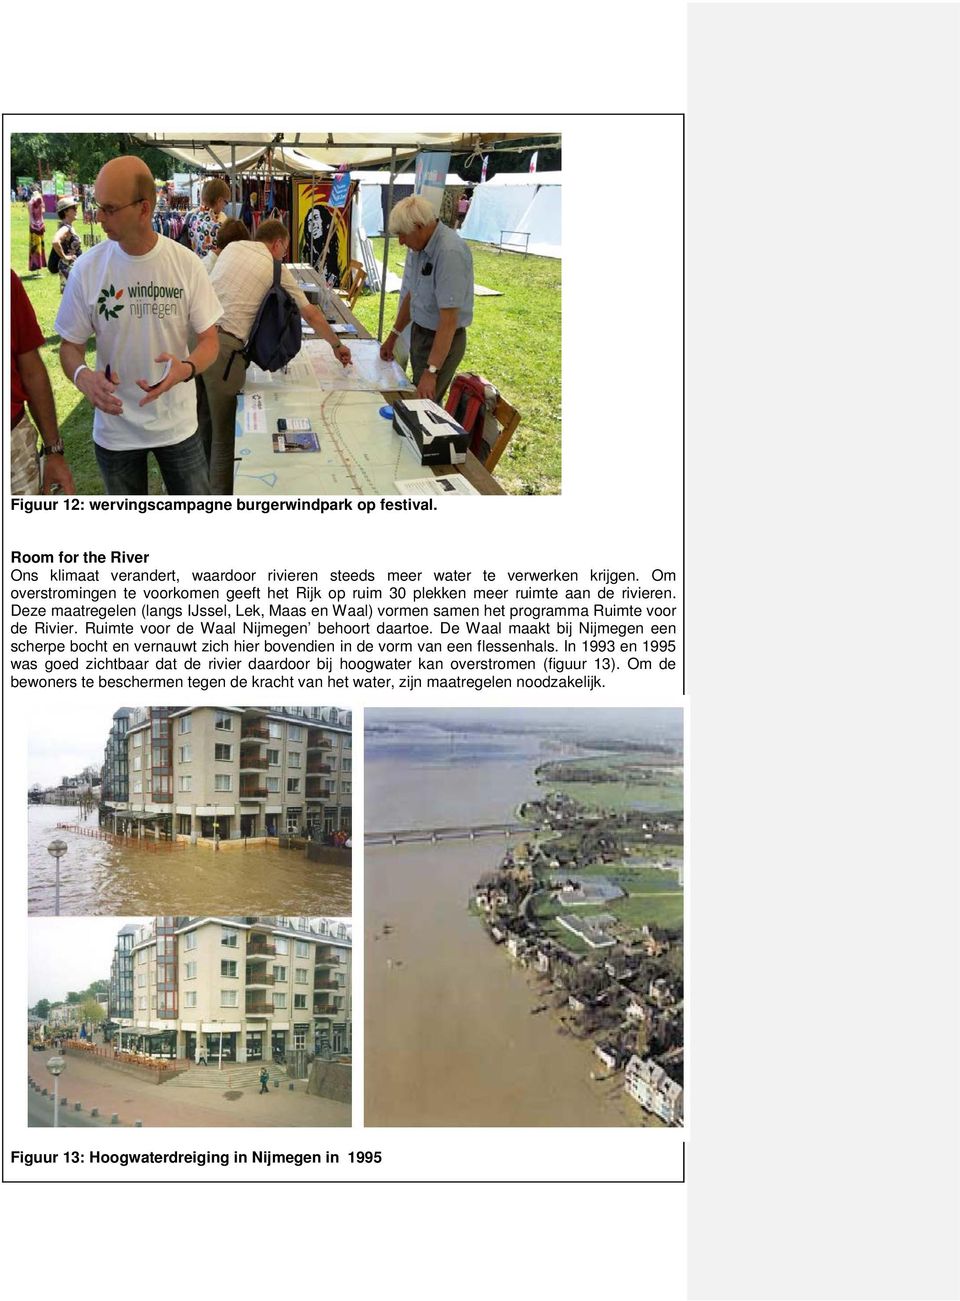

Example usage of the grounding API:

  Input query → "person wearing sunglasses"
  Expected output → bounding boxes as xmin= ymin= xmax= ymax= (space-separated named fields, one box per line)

xmin=55 ymin=155 xmax=223 ymax=494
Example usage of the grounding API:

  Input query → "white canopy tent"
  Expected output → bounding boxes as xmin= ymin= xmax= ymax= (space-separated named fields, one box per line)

xmin=459 ymin=172 xmax=562 ymax=258
xmin=134 ymin=132 xmax=560 ymax=332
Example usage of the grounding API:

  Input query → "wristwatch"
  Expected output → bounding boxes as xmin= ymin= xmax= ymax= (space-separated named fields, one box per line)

xmin=40 ymin=439 xmax=66 ymax=457
xmin=427 ymin=364 xmax=439 ymax=375
xmin=181 ymin=359 xmax=197 ymax=383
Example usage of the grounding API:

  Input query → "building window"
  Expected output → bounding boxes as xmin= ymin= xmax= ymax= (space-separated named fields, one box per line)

xmin=133 ymin=732 xmax=142 ymax=747
xmin=138 ymin=996 xmax=147 ymax=1011
xmin=342 ymin=758 xmax=351 ymax=772
xmin=294 ymin=994 xmax=307 ymax=1009
xmin=295 ymin=941 xmax=310 ymax=958
xmin=288 ymin=751 xmax=301 ymax=768
xmin=221 ymin=960 xmax=238 ymax=978
xmin=133 ymin=780 xmax=142 ymax=794
xmin=267 ymin=748 xmax=280 ymax=766
xmin=183 ymin=991 xmax=197 ymax=1008
xmin=137 ymin=972 xmax=146 ymax=988
xmin=289 ymin=725 xmax=302 ymax=742
xmin=214 ymin=774 xmax=232 ymax=792
xmin=179 ymin=775 xmax=192 ymax=792
xmin=215 ymin=743 xmax=232 ymax=762
xmin=220 ymin=990 xmax=238 ymax=1007
xmin=214 ymin=711 xmax=233 ymax=731
xmin=266 ymin=777 xmax=280 ymax=793
xmin=133 ymin=755 xmax=141 ymax=771
xmin=179 ymin=716 xmax=192 ymax=734
xmin=269 ymin=721 xmax=282 ymax=739
xmin=275 ymin=937 xmax=288 ymax=956
xmin=185 ymin=961 xmax=197 ymax=979
xmin=273 ymin=993 xmax=287 ymax=1009
xmin=273 ymin=965 xmax=286 ymax=982
xmin=295 ymin=968 xmax=309 ymax=984
xmin=184 ymin=932 xmax=198 ymax=951
xmin=287 ymin=778 xmax=301 ymax=794
xmin=179 ymin=745 xmax=192 ymax=763
xmin=221 ymin=928 xmax=238 ymax=948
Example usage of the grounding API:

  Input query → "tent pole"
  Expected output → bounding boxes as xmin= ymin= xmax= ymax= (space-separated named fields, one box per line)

xmin=377 ymin=147 xmax=396 ymax=342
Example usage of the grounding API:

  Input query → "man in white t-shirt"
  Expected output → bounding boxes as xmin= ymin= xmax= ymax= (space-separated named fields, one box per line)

xmin=56 ymin=156 xmax=222 ymax=494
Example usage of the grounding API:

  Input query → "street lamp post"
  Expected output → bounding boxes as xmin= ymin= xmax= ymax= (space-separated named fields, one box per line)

xmin=46 ymin=1056 xmax=66 ymax=1128
xmin=46 ymin=840 xmax=68 ymax=916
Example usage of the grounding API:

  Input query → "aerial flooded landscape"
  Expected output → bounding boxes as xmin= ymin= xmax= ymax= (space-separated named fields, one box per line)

xmin=365 ymin=707 xmax=684 ymax=1127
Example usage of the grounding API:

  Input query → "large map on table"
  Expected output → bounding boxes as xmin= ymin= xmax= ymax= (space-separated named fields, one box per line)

xmin=235 ymin=389 xmax=437 ymax=495
xmin=246 ymin=339 xmax=411 ymax=393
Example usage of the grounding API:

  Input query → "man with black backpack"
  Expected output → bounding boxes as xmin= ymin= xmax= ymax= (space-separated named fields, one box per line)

xmin=199 ymin=218 xmax=352 ymax=494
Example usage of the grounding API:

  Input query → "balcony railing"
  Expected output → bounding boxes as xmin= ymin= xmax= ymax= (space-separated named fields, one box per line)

xmin=313 ymin=980 xmax=340 ymax=992
xmin=245 ymin=1001 xmax=273 ymax=1015
xmin=315 ymin=951 xmax=343 ymax=966
xmin=239 ymin=757 xmax=269 ymax=771
xmin=307 ymin=737 xmax=333 ymax=752
xmin=313 ymin=1003 xmax=339 ymax=1016
xmin=245 ymin=970 xmax=276 ymax=985
xmin=307 ymin=762 xmax=333 ymax=775
xmin=239 ymin=785 xmax=268 ymax=800
xmin=241 ymin=723 xmax=270 ymax=742
xmin=247 ymin=942 xmax=277 ymax=959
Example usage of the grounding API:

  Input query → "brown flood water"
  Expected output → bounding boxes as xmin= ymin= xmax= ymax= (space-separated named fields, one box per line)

xmin=28 ymin=805 xmax=351 ymax=916
xmin=365 ymin=838 xmax=648 ymax=1127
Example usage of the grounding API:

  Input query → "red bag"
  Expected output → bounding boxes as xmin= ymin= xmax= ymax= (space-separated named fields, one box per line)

xmin=445 ymin=373 xmax=499 ymax=460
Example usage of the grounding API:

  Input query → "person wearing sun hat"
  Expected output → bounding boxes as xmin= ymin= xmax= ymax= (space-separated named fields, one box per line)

xmin=51 ymin=195 xmax=82 ymax=291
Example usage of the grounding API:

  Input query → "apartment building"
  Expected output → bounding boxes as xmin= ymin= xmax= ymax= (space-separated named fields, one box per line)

xmin=102 ymin=705 xmax=352 ymax=841
xmin=108 ymin=923 xmax=138 ymax=1020
xmin=102 ymin=708 xmax=133 ymax=804
xmin=112 ymin=915 xmax=352 ymax=1063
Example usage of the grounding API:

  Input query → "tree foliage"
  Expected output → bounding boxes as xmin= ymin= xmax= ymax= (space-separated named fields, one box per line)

xmin=11 ymin=132 xmax=191 ymax=185
xmin=80 ymin=997 xmax=105 ymax=1025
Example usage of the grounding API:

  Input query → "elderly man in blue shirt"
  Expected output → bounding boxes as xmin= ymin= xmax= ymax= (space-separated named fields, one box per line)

xmin=379 ymin=195 xmax=474 ymax=403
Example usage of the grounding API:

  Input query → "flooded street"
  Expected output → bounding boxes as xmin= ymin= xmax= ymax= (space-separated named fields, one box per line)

xmin=364 ymin=728 xmax=648 ymax=1126
xmin=28 ymin=804 xmax=351 ymax=916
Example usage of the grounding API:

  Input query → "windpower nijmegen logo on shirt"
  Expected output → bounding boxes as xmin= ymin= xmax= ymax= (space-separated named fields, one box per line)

xmin=98 ymin=279 xmax=186 ymax=320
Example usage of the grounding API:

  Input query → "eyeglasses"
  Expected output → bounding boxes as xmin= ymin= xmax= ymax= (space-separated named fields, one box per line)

xmin=92 ymin=199 xmax=144 ymax=217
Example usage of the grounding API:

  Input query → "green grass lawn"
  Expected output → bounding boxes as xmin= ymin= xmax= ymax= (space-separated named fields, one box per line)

xmin=10 ymin=204 xmax=164 ymax=494
xmin=12 ymin=210 xmax=561 ymax=495
xmin=352 ymin=237 xmax=561 ymax=495
xmin=549 ymin=779 xmax=683 ymax=814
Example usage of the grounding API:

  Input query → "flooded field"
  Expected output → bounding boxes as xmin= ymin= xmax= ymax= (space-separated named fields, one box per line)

xmin=364 ymin=727 xmax=650 ymax=1126
xmin=28 ymin=804 xmax=351 ymax=916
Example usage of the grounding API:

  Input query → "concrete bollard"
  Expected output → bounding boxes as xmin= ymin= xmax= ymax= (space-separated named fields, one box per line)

xmin=274 ymin=1080 xmax=280 ymax=1088
xmin=288 ymin=1082 xmax=295 ymax=1091
xmin=134 ymin=1119 xmax=142 ymax=1127
xmin=110 ymin=1113 xmax=119 ymax=1124
xmin=74 ymin=1102 xmax=82 ymax=1111
xmin=60 ymin=1097 xmax=68 ymax=1106
xmin=90 ymin=1108 xmax=99 ymax=1117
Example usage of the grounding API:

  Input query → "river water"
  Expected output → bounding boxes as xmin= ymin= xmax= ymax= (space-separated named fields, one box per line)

xmin=365 ymin=726 xmax=649 ymax=1126
xmin=27 ymin=803 xmax=351 ymax=917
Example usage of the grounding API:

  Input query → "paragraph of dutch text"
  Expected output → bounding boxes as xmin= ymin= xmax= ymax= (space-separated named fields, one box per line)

xmin=9 ymin=552 xmax=681 ymax=693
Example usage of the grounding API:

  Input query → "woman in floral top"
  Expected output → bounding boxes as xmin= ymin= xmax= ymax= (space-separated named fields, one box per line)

xmin=185 ymin=177 xmax=231 ymax=257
